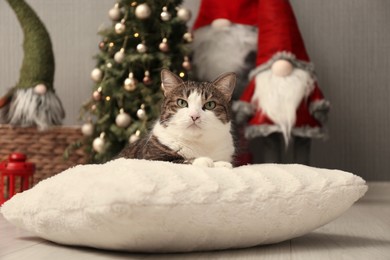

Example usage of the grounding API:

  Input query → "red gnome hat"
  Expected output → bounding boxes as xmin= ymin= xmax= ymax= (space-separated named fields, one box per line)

xmin=193 ymin=0 xmax=258 ymax=30
xmin=250 ymin=0 xmax=315 ymax=77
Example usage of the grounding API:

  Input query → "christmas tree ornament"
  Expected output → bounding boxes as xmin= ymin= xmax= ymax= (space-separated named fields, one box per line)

xmin=33 ymin=84 xmax=47 ymax=95
xmin=115 ymin=109 xmax=131 ymax=128
xmin=114 ymin=48 xmax=126 ymax=63
xmin=123 ymin=72 xmax=138 ymax=91
xmin=160 ymin=6 xmax=171 ymax=21
xmin=137 ymin=104 xmax=146 ymax=120
xmin=92 ymin=90 xmax=102 ymax=101
xmin=183 ymin=32 xmax=193 ymax=43
xmin=99 ymin=41 xmax=106 ymax=51
xmin=91 ymin=104 xmax=97 ymax=111
xmin=159 ymin=38 xmax=169 ymax=52
xmin=92 ymin=133 xmax=105 ymax=153
xmin=135 ymin=3 xmax=151 ymax=19
xmin=0 ymin=0 xmax=65 ymax=129
xmin=115 ymin=20 xmax=126 ymax=34
xmin=177 ymin=7 xmax=192 ymax=22
xmin=142 ymin=70 xmax=152 ymax=85
xmin=129 ymin=130 xmax=141 ymax=143
xmin=108 ymin=42 xmax=115 ymax=53
xmin=81 ymin=122 xmax=94 ymax=136
xmin=182 ymin=56 xmax=191 ymax=70
xmin=108 ymin=3 xmax=122 ymax=21
xmin=136 ymin=42 xmax=147 ymax=53
xmin=91 ymin=68 xmax=103 ymax=82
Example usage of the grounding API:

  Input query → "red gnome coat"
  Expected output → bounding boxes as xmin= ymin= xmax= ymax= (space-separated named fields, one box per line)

xmin=237 ymin=0 xmax=329 ymax=143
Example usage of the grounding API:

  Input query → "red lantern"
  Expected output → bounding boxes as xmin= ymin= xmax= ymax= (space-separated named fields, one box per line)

xmin=0 ymin=153 xmax=35 ymax=205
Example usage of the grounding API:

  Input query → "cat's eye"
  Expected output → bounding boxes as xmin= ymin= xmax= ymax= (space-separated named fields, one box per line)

xmin=203 ymin=101 xmax=216 ymax=110
xmin=177 ymin=99 xmax=188 ymax=108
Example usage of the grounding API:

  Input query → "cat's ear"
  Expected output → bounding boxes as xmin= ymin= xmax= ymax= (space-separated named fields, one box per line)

xmin=212 ymin=72 xmax=236 ymax=101
xmin=161 ymin=69 xmax=184 ymax=96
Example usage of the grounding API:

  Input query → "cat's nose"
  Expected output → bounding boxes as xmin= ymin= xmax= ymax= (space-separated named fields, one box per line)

xmin=191 ymin=115 xmax=200 ymax=122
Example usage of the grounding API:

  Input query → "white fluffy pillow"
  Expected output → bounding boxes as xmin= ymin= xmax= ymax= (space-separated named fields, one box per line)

xmin=1 ymin=159 xmax=367 ymax=253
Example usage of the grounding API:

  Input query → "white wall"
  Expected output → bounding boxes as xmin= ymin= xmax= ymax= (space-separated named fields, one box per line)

xmin=0 ymin=1 xmax=389 ymax=181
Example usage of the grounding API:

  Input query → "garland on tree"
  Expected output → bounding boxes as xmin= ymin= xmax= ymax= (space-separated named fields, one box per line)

xmin=0 ymin=0 xmax=65 ymax=129
xmin=80 ymin=0 xmax=192 ymax=163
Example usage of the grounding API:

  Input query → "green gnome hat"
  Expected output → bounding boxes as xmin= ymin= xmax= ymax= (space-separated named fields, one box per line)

xmin=0 ymin=0 xmax=65 ymax=129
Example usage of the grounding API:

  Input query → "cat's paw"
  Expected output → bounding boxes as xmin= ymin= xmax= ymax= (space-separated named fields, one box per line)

xmin=192 ymin=157 xmax=214 ymax=167
xmin=214 ymin=161 xmax=233 ymax=169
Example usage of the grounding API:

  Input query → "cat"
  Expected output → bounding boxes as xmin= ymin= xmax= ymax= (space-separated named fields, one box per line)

xmin=116 ymin=69 xmax=236 ymax=168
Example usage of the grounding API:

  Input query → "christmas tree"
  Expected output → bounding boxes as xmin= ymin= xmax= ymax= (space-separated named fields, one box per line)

xmin=80 ymin=0 xmax=192 ymax=163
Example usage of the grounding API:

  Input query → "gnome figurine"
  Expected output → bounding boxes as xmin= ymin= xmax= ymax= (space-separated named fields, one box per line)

xmin=192 ymin=0 xmax=330 ymax=165
xmin=0 ymin=0 xmax=65 ymax=129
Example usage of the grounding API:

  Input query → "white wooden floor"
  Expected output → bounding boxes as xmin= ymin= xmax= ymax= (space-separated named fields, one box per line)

xmin=1 ymin=182 xmax=389 ymax=260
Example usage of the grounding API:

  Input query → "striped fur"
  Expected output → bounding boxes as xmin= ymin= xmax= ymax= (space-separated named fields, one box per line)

xmin=117 ymin=70 xmax=236 ymax=165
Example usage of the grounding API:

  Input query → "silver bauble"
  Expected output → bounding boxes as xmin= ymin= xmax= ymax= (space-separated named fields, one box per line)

xmin=108 ymin=4 xmax=121 ymax=21
xmin=115 ymin=22 xmax=126 ymax=34
xmin=92 ymin=136 xmax=105 ymax=153
xmin=177 ymin=8 xmax=192 ymax=22
xmin=115 ymin=110 xmax=131 ymax=128
xmin=114 ymin=49 xmax=126 ymax=63
xmin=135 ymin=3 xmax=151 ymax=19
xmin=81 ymin=123 xmax=94 ymax=136
xmin=136 ymin=43 xmax=147 ymax=53
xmin=160 ymin=7 xmax=171 ymax=21
xmin=91 ymin=68 xmax=103 ymax=82
xmin=137 ymin=108 xmax=146 ymax=120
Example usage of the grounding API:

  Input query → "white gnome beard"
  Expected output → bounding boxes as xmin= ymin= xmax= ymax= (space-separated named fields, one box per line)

xmin=252 ymin=68 xmax=314 ymax=144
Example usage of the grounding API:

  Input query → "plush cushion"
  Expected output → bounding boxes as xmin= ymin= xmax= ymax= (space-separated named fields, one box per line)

xmin=1 ymin=159 xmax=367 ymax=253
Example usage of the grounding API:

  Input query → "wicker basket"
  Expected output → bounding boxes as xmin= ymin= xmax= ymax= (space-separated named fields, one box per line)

xmin=0 ymin=125 xmax=89 ymax=185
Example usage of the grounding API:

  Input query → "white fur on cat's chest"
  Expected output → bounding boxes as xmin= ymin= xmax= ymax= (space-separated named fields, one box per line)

xmin=153 ymin=122 xmax=234 ymax=162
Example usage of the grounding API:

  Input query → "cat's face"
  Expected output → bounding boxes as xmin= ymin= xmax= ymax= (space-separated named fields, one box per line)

xmin=159 ymin=70 xmax=236 ymax=135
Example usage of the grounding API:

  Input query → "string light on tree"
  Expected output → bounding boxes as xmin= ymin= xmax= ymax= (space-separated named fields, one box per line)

xmin=108 ymin=42 xmax=115 ymax=53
